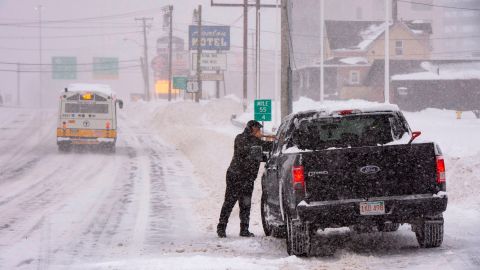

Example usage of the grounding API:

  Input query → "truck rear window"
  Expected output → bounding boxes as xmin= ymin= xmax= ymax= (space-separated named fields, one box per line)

xmin=293 ymin=114 xmax=396 ymax=150
xmin=64 ymin=103 xmax=109 ymax=114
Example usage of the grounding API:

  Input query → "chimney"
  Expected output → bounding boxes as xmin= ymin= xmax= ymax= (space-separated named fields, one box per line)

xmin=393 ymin=0 xmax=398 ymax=22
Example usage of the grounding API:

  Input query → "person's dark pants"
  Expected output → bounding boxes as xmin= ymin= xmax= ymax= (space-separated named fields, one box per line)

xmin=218 ymin=170 xmax=255 ymax=230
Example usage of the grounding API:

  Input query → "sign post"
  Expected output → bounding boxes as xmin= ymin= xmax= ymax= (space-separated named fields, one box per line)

xmin=254 ymin=99 xmax=272 ymax=122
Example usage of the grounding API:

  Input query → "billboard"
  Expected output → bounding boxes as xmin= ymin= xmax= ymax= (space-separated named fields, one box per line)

xmin=189 ymin=25 xmax=230 ymax=51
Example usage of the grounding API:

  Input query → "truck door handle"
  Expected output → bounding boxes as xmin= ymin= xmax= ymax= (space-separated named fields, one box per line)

xmin=268 ymin=165 xmax=277 ymax=171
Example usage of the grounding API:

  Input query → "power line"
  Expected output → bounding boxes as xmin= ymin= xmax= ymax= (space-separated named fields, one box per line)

xmin=0 ymin=30 xmax=142 ymax=40
xmin=0 ymin=64 xmax=141 ymax=73
xmin=0 ymin=59 xmax=139 ymax=66
xmin=398 ymin=0 xmax=480 ymax=11
xmin=0 ymin=6 xmax=168 ymax=26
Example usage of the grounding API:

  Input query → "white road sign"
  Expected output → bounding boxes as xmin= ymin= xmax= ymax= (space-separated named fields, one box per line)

xmin=192 ymin=52 xmax=227 ymax=71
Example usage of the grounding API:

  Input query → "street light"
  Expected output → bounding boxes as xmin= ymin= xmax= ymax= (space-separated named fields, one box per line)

xmin=35 ymin=5 xmax=44 ymax=109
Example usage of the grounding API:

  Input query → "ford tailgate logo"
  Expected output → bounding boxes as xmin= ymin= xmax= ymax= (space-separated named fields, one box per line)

xmin=359 ymin=165 xmax=381 ymax=174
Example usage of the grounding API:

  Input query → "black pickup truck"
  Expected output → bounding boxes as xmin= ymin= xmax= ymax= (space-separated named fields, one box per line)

xmin=260 ymin=107 xmax=447 ymax=256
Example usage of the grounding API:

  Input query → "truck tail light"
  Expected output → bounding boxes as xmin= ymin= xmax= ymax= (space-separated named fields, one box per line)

xmin=106 ymin=121 xmax=111 ymax=129
xmin=436 ymin=156 xmax=446 ymax=184
xmin=292 ymin=166 xmax=305 ymax=190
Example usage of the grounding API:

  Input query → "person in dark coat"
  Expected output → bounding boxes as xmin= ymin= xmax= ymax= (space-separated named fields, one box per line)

xmin=217 ymin=120 xmax=274 ymax=238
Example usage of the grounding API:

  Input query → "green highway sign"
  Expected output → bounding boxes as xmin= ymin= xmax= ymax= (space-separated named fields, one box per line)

xmin=93 ymin=57 xmax=119 ymax=79
xmin=254 ymin=99 xmax=272 ymax=122
xmin=52 ymin=57 xmax=77 ymax=80
xmin=173 ymin=76 xmax=188 ymax=90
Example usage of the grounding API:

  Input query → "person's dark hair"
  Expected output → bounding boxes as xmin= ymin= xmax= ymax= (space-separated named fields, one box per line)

xmin=246 ymin=120 xmax=263 ymax=133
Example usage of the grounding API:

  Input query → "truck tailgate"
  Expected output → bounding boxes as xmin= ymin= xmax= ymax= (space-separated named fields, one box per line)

xmin=303 ymin=143 xmax=439 ymax=201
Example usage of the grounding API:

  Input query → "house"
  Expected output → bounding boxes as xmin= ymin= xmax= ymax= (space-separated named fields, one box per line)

xmin=293 ymin=19 xmax=434 ymax=102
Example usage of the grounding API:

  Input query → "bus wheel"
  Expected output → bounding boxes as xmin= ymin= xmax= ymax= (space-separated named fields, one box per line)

xmin=58 ymin=145 xmax=71 ymax=152
xmin=106 ymin=144 xmax=116 ymax=153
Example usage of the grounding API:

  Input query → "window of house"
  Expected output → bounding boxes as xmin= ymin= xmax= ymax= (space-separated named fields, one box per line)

xmin=349 ymin=71 xmax=360 ymax=85
xmin=395 ymin=40 xmax=404 ymax=56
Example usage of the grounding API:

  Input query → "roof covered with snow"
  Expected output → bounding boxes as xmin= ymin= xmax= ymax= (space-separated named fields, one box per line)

xmin=67 ymin=83 xmax=114 ymax=96
xmin=392 ymin=62 xmax=480 ymax=81
xmin=325 ymin=20 xmax=432 ymax=51
xmin=285 ymin=98 xmax=400 ymax=121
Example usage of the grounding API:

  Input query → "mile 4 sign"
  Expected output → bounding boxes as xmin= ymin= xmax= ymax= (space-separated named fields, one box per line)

xmin=254 ymin=99 xmax=272 ymax=122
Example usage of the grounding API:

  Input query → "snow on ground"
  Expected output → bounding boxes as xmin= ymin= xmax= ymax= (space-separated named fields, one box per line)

xmin=1 ymin=96 xmax=480 ymax=270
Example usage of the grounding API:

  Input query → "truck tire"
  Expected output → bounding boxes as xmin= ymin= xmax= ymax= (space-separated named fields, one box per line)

xmin=286 ymin=214 xmax=311 ymax=256
xmin=261 ymin=192 xmax=286 ymax=238
xmin=377 ymin=222 xmax=400 ymax=232
xmin=414 ymin=217 xmax=444 ymax=248
xmin=261 ymin=192 xmax=273 ymax=236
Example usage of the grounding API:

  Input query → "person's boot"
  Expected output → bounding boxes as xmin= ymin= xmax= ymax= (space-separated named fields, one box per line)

xmin=239 ymin=223 xmax=255 ymax=237
xmin=217 ymin=223 xmax=227 ymax=238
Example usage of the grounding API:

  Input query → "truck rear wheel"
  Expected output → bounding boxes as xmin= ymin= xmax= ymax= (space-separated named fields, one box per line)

xmin=286 ymin=215 xmax=311 ymax=256
xmin=414 ymin=216 xmax=444 ymax=248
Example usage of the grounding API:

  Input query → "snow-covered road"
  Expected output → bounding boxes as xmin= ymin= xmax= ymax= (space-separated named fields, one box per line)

xmin=1 ymin=99 xmax=479 ymax=270
xmin=0 ymin=107 xmax=204 ymax=269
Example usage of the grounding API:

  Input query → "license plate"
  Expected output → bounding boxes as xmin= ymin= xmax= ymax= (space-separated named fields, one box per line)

xmin=359 ymin=201 xmax=385 ymax=215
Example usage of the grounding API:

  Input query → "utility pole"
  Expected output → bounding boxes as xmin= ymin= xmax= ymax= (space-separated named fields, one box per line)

xmin=280 ymin=0 xmax=291 ymax=119
xmin=16 ymin=63 xmax=21 ymax=107
xmin=216 ymin=50 xmax=220 ymax=98
xmin=274 ymin=0 xmax=280 ymax=127
xmin=135 ymin=17 xmax=153 ymax=101
xmin=255 ymin=0 xmax=261 ymax=99
xmin=211 ymin=0 xmax=279 ymax=111
xmin=385 ymin=0 xmax=390 ymax=103
xmin=195 ymin=5 xmax=202 ymax=103
xmin=35 ymin=5 xmax=43 ymax=109
xmin=166 ymin=5 xmax=174 ymax=102
xmin=243 ymin=0 xmax=248 ymax=110
xmin=319 ymin=0 xmax=325 ymax=102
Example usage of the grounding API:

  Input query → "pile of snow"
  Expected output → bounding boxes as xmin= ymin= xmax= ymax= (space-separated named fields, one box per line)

xmin=339 ymin=57 xmax=369 ymax=65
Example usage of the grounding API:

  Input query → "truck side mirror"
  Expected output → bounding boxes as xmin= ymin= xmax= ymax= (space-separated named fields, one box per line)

xmin=408 ymin=131 xmax=421 ymax=144
xmin=117 ymin=99 xmax=124 ymax=109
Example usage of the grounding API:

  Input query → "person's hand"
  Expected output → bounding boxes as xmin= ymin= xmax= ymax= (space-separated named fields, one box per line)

xmin=261 ymin=134 xmax=276 ymax=141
